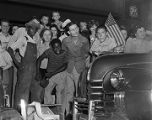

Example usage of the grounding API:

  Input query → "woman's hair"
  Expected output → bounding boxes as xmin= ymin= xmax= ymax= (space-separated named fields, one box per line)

xmin=50 ymin=24 xmax=61 ymax=38
xmin=39 ymin=28 xmax=52 ymax=43
xmin=88 ymin=20 xmax=99 ymax=29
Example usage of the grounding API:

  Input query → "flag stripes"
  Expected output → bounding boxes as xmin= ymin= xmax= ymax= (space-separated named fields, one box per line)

xmin=105 ymin=13 xmax=125 ymax=46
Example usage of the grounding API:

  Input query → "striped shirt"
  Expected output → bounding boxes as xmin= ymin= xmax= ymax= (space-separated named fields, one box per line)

xmin=42 ymin=48 xmax=67 ymax=73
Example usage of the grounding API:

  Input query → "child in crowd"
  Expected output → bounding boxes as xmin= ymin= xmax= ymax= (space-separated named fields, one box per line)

xmin=51 ymin=11 xmax=63 ymax=31
xmin=40 ymin=15 xmax=50 ymax=29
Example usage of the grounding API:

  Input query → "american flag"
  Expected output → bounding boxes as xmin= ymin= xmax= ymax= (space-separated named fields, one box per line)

xmin=105 ymin=13 xmax=125 ymax=46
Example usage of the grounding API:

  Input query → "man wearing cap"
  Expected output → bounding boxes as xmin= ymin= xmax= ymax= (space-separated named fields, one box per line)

xmin=8 ymin=19 xmax=42 ymax=109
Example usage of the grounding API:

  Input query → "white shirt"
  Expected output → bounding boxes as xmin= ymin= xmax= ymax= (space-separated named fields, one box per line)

xmin=59 ymin=33 xmax=68 ymax=42
xmin=90 ymin=37 xmax=116 ymax=55
xmin=9 ymin=27 xmax=40 ymax=47
xmin=0 ymin=48 xmax=12 ymax=69
xmin=8 ymin=28 xmax=27 ymax=47
xmin=125 ymin=37 xmax=152 ymax=53
xmin=37 ymin=40 xmax=50 ymax=69
xmin=0 ymin=32 xmax=11 ymax=46
xmin=10 ymin=34 xmax=36 ymax=57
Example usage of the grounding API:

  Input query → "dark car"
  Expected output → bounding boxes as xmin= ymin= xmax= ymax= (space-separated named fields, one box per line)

xmin=74 ymin=52 xmax=152 ymax=120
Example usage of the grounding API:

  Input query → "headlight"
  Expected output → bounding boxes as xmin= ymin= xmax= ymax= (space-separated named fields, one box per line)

xmin=110 ymin=69 xmax=128 ymax=90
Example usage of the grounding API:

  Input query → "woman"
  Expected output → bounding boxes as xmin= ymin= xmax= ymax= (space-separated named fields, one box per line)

xmin=50 ymin=24 xmax=60 ymax=40
xmin=37 ymin=28 xmax=52 ymax=102
xmin=37 ymin=28 xmax=52 ymax=76
xmin=88 ymin=20 xmax=99 ymax=46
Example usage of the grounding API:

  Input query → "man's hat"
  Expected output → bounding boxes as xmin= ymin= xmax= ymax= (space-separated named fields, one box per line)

xmin=25 ymin=19 xmax=40 ymax=29
xmin=62 ymin=19 xmax=71 ymax=28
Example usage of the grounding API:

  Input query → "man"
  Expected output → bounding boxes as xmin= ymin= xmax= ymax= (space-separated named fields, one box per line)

xmin=90 ymin=26 xmax=116 ymax=56
xmin=0 ymin=19 xmax=11 ymax=45
xmin=125 ymin=26 xmax=152 ymax=53
xmin=79 ymin=21 xmax=90 ymax=40
xmin=62 ymin=23 xmax=89 ymax=117
xmin=62 ymin=23 xmax=89 ymax=97
xmin=8 ymin=19 xmax=41 ymax=110
xmin=36 ymin=39 xmax=72 ymax=116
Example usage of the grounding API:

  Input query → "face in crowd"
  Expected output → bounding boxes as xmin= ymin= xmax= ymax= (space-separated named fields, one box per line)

xmin=0 ymin=42 xmax=7 ymax=50
xmin=135 ymin=27 xmax=146 ymax=39
xmin=42 ymin=29 xmax=52 ymax=42
xmin=50 ymin=26 xmax=58 ymax=38
xmin=52 ymin=41 xmax=62 ymax=54
xmin=69 ymin=24 xmax=79 ymax=37
xmin=12 ymin=26 xmax=19 ymax=35
xmin=26 ymin=26 xmax=38 ymax=38
xmin=80 ymin=22 xmax=87 ymax=31
xmin=121 ymin=29 xmax=128 ymax=40
xmin=90 ymin=24 xmax=97 ymax=34
xmin=96 ymin=27 xmax=107 ymax=41
xmin=1 ymin=21 xmax=10 ymax=35
xmin=52 ymin=12 xmax=60 ymax=21
xmin=41 ymin=16 xmax=49 ymax=26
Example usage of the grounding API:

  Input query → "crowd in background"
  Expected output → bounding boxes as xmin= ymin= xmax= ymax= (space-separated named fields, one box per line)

xmin=0 ymin=11 xmax=152 ymax=119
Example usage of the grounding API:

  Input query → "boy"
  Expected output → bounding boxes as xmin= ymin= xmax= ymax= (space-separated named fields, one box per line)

xmin=90 ymin=26 xmax=116 ymax=56
xmin=36 ymin=39 xmax=73 ymax=116
xmin=51 ymin=11 xmax=63 ymax=31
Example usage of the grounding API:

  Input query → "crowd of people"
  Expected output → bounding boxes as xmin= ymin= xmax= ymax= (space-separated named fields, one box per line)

xmin=0 ymin=11 xmax=152 ymax=119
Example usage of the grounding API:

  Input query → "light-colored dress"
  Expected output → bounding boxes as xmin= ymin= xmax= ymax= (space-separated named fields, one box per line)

xmin=0 ymin=48 xmax=12 ymax=69
xmin=37 ymin=40 xmax=50 ymax=69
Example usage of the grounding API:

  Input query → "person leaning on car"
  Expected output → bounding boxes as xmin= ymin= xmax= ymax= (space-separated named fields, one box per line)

xmin=124 ymin=25 xmax=152 ymax=53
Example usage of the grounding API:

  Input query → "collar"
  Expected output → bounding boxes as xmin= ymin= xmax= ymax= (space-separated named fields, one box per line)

xmin=0 ymin=32 xmax=10 ymax=38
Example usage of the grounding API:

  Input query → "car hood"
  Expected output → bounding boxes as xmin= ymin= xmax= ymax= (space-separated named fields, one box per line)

xmin=90 ymin=52 xmax=152 ymax=80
